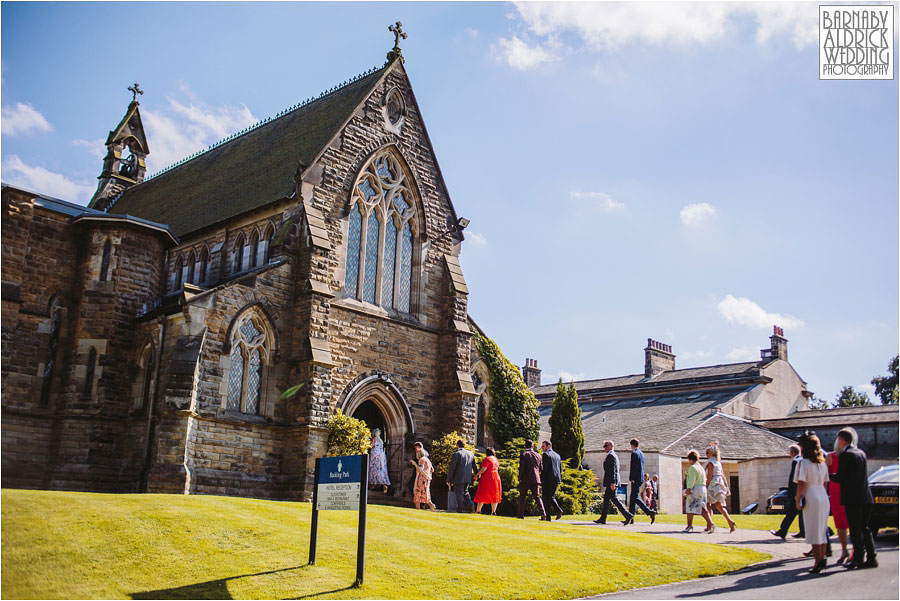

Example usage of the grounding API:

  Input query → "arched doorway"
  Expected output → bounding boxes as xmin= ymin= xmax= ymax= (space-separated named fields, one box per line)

xmin=341 ymin=374 xmax=415 ymax=494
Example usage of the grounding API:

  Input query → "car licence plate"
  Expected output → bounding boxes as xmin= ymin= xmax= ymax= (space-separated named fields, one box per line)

xmin=770 ymin=504 xmax=783 ymax=510
xmin=875 ymin=496 xmax=897 ymax=504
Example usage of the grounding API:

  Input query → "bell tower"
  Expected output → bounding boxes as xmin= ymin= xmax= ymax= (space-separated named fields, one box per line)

xmin=89 ymin=83 xmax=149 ymax=211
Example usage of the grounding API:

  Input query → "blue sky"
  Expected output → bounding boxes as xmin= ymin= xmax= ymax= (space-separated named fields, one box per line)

xmin=2 ymin=2 xmax=897 ymax=403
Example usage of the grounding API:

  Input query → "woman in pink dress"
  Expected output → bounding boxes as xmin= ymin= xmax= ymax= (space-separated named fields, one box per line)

xmin=409 ymin=448 xmax=435 ymax=510
xmin=473 ymin=447 xmax=503 ymax=515
xmin=826 ymin=446 xmax=851 ymax=564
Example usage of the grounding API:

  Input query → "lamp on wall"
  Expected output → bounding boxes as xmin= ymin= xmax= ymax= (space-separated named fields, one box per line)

xmin=436 ymin=216 xmax=470 ymax=241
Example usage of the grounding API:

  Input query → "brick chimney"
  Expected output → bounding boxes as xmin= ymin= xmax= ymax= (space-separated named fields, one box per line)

xmin=760 ymin=325 xmax=788 ymax=362
xmin=644 ymin=339 xmax=675 ymax=378
xmin=522 ymin=358 xmax=542 ymax=388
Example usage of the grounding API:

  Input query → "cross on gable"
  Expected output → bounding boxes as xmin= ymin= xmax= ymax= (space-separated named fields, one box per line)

xmin=389 ymin=21 xmax=407 ymax=50
xmin=128 ymin=82 xmax=144 ymax=102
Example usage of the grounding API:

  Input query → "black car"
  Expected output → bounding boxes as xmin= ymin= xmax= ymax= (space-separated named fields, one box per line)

xmin=766 ymin=487 xmax=790 ymax=514
xmin=868 ymin=464 xmax=898 ymax=536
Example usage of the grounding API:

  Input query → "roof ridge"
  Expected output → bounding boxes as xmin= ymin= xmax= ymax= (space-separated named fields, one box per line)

xmin=144 ymin=64 xmax=385 ymax=181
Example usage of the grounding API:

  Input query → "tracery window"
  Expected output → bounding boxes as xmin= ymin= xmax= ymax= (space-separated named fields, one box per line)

xmin=344 ymin=149 xmax=418 ymax=312
xmin=226 ymin=313 xmax=270 ymax=415
xmin=40 ymin=301 xmax=62 ymax=405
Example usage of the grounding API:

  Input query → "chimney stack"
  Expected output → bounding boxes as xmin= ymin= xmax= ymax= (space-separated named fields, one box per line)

xmin=761 ymin=325 xmax=788 ymax=362
xmin=644 ymin=338 xmax=675 ymax=378
xmin=522 ymin=358 xmax=542 ymax=388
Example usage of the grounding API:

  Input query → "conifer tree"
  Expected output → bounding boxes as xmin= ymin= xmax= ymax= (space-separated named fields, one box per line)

xmin=549 ymin=379 xmax=584 ymax=468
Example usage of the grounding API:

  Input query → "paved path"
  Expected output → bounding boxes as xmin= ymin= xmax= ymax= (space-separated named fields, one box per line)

xmin=565 ymin=520 xmax=898 ymax=599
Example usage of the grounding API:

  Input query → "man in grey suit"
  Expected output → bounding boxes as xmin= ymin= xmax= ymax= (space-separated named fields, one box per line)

xmin=447 ymin=439 xmax=476 ymax=513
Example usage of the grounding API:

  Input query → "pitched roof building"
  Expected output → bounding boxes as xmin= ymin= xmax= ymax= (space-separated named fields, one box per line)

xmin=2 ymin=32 xmax=481 ymax=502
xmin=530 ymin=329 xmax=811 ymax=513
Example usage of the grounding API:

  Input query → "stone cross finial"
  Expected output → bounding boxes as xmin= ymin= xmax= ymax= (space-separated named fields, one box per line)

xmin=387 ymin=21 xmax=407 ymax=63
xmin=128 ymin=82 xmax=144 ymax=103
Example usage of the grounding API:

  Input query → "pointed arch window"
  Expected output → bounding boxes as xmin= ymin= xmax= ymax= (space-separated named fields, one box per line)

xmin=344 ymin=149 xmax=418 ymax=312
xmin=99 ymin=239 xmax=112 ymax=281
xmin=234 ymin=235 xmax=246 ymax=273
xmin=226 ymin=313 xmax=270 ymax=415
xmin=40 ymin=301 xmax=63 ymax=405
xmin=248 ymin=231 xmax=259 ymax=269
xmin=173 ymin=255 xmax=184 ymax=291
xmin=194 ymin=248 xmax=208 ymax=285
xmin=257 ymin=226 xmax=273 ymax=266
xmin=133 ymin=343 xmax=155 ymax=412
xmin=184 ymin=251 xmax=195 ymax=286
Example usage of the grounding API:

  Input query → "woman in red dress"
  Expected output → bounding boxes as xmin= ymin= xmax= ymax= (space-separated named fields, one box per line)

xmin=473 ymin=447 xmax=503 ymax=515
xmin=826 ymin=447 xmax=851 ymax=564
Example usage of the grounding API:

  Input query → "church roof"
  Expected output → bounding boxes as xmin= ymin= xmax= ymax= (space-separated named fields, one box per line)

xmin=110 ymin=65 xmax=389 ymax=237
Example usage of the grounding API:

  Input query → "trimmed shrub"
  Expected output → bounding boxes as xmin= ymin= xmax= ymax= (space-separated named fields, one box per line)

xmin=431 ymin=431 xmax=475 ymax=478
xmin=326 ymin=409 xmax=371 ymax=456
xmin=549 ymin=380 xmax=585 ymax=468
xmin=474 ymin=333 xmax=540 ymax=448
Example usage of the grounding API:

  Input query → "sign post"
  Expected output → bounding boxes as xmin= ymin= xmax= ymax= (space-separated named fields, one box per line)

xmin=308 ymin=454 xmax=369 ymax=586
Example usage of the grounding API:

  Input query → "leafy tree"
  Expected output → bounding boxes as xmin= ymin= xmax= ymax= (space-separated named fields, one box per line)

xmin=431 ymin=431 xmax=475 ymax=477
xmin=807 ymin=395 xmax=831 ymax=410
xmin=549 ymin=379 xmax=585 ymax=468
xmin=326 ymin=409 xmax=371 ymax=456
xmin=871 ymin=355 xmax=899 ymax=405
xmin=474 ymin=333 xmax=540 ymax=448
xmin=833 ymin=386 xmax=872 ymax=408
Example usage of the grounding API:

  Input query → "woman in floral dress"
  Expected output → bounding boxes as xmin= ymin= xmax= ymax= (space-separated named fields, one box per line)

xmin=683 ymin=449 xmax=714 ymax=533
xmin=409 ymin=448 xmax=435 ymax=510
xmin=368 ymin=428 xmax=390 ymax=493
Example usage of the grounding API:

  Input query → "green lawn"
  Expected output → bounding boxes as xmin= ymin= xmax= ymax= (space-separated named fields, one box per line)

xmin=2 ymin=489 xmax=767 ymax=600
xmin=564 ymin=512 xmax=837 ymax=532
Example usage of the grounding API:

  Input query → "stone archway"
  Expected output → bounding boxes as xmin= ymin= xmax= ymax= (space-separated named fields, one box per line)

xmin=340 ymin=373 xmax=415 ymax=492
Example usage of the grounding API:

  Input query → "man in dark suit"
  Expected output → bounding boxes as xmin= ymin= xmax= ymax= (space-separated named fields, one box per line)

xmin=447 ymin=439 xmax=476 ymax=513
xmin=770 ymin=444 xmax=805 ymax=540
xmin=517 ymin=439 xmax=547 ymax=520
xmin=594 ymin=440 xmax=634 ymax=525
xmin=627 ymin=439 xmax=656 ymax=524
xmin=540 ymin=440 xmax=563 ymax=521
xmin=830 ymin=428 xmax=877 ymax=569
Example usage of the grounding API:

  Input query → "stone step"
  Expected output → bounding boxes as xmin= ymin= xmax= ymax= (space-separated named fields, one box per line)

xmin=366 ymin=489 xmax=412 ymax=508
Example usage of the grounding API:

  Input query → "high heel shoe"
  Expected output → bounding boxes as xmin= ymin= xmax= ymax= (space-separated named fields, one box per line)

xmin=682 ymin=526 xmax=694 ymax=533
xmin=809 ymin=558 xmax=827 ymax=574
xmin=836 ymin=552 xmax=849 ymax=565
xmin=708 ymin=522 xmax=716 ymax=534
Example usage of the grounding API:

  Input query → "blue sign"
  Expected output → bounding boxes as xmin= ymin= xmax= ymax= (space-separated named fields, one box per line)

xmin=318 ymin=455 xmax=363 ymax=484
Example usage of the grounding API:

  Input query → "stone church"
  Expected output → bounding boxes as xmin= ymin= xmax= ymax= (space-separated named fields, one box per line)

xmin=2 ymin=33 xmax=490 ymax=500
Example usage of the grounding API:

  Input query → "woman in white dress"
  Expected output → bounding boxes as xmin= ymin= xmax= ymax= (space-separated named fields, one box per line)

xmin=368 ymin=428 xmax=391 ymax=493
xmin=705 ymin=442 xmax=737 ymax=533
xmin=796 ymin=432 xmax=830 ymax=574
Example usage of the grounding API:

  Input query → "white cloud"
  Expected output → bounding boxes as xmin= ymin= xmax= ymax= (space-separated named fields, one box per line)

xmin=465 ymin=28 xmax=479 ymax=39
xmin=143 ymin=94 xmax=258 ymax=174
xmin=570 ymin=191 xmax=625 ymax=212
xmin=727 ymin=347 xmax=759 ymax=362
xmin=717 ymin=294 xmax=805 ymax=329
xmin=466 ymin=231 xmax=488 ymax=247
xmin=680 ymin=202 xmax=716 ymax=226
xmin=1 ymin=102 xmax=52 ymax=137
xmin=556 ymin=370 xmax=585 ymax=383
xmin=1 ymin=155 xmax=93 ymax=203
xmin=72 ymin=138 xmax=106 ymax=160
xmin=509 ymin=1 xmax=818 ymax=50
xmin=680 ymin=350 xmax=712 ymax=362
xmin=492 ymin=35 xmax=558 ymax=70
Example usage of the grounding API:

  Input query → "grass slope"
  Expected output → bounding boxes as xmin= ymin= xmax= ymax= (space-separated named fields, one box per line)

xmin=2 ymin=490 xmax=766 ymax=600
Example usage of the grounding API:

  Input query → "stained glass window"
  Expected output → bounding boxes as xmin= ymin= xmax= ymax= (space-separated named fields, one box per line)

xmin=227 ymin=314 xmax=269 ymax=415
xmin=346 ymin=149 xmax=417 ymax=312
xmin=363 ymin=211 xmax=380 ymax=303
xmin=398 ymin=223 xmax=413 ymax=312
xmin=227 ymin=344 xmax=243 ymax=411
xmin=345 ymin=204 xmax=362 ymax=297
xmin=246 ymin=349 xmax=261 ymax=414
